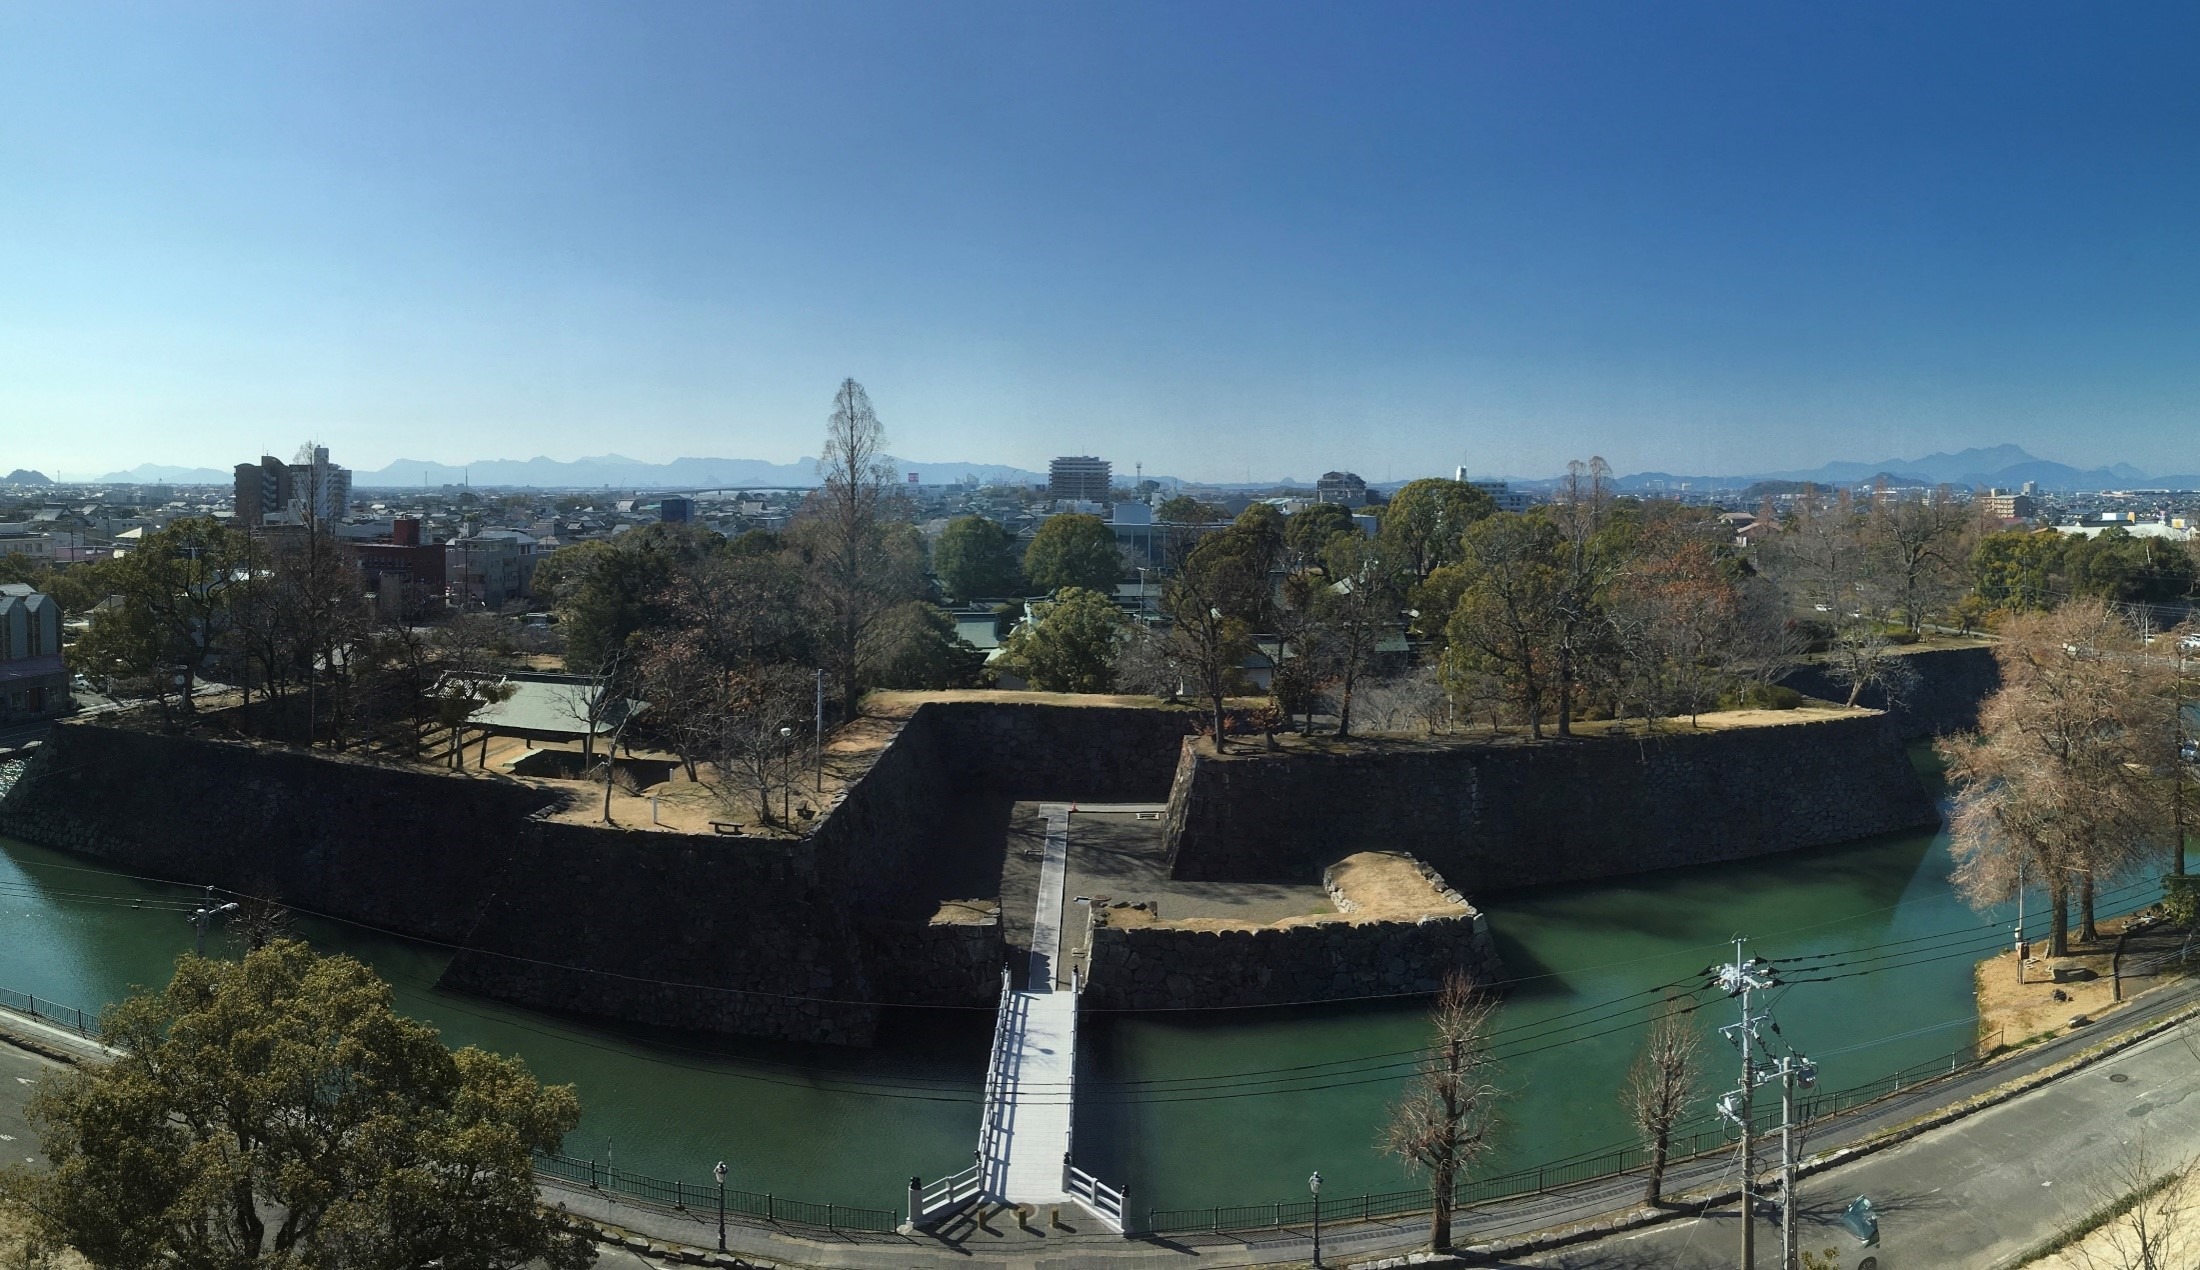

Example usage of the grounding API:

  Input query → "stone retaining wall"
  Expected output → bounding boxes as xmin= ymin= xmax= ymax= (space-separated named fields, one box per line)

xmin=1781 ymin=644 xmax=2001 ymax=740
xmin=1162 ymin=710 xmax=1939 ymax=892
xmin=1083 ymin=907 xmax=1501 ymax=1010
xmin=439 ymin=817 xmax=883 ymax=1045
xmin=0 ymin=724 xmax=558 ymax=944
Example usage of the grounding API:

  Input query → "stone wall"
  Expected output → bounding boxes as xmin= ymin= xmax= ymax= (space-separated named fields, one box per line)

xmin=914 ymin=700 xmax=1200 ymax=801
xmin=1083 ymin=909 xmax=1501 ymax=1010
xmin=1781 ymin=644 xmax=2001 ymax=740
xmin=0 ymin=723 xmax=558 ymax=943
xmin=1163 ymin=710 xmax=1939 ymax=892
xmin=440 ymin=818 xmax=883 ymax=1045
xmin=859 ymin=907 xmax=1005 ymax=1008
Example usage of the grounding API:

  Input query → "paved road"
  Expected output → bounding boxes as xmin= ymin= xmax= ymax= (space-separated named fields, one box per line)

xmin=0 ymin=1042 xmax=52 ymax=1171
xmin=1514 ymin=1020 xmax=2200 ymax=1270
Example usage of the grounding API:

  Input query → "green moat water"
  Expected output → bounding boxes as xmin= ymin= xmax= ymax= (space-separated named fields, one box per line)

xmin=0 ymin=748 xmax=2162 ymax=1218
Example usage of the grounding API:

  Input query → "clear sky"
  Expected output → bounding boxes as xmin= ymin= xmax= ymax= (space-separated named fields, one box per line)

xmin=6 ymin=2 xmax=2200 ymax=482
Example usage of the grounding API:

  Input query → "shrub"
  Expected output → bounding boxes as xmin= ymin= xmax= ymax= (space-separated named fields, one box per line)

xmin=1742 ymin=684 xmax=1804 ymax=710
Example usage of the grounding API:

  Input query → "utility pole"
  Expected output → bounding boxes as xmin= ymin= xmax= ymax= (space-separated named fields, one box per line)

xmin=1777 ymin=1053 xmax=1816 ymax=1270
xmin=1708 ymin=937 xmax=1778 ymax=1270
xmin=187 ymin=886 xmax=239 ymax=956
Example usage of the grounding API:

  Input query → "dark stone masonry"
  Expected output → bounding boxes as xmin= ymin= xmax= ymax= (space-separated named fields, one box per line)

xmin=0 ymin=672 xmax=1975 ymax=1042
xmin=1160 ymin=710 xmax=1940 ymax=893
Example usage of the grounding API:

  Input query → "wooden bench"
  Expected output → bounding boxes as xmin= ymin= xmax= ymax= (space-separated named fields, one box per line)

xmin=710 ymin=821 xmax=744 ymax=835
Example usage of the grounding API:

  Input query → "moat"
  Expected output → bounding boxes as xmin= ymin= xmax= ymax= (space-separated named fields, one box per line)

xmin=3 ymin=748 xmax=2138 ymax=1219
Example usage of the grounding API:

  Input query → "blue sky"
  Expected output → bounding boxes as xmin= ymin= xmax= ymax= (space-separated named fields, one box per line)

xmin=5 ymin=2 xmax=2200 ymax=481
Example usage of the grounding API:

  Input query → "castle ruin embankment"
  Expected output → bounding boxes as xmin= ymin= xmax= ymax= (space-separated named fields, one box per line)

xmin=1160 ymin=706 xmax=1940 ymax=892
xmin=0 ymin=674 xmax=1976 ymax=1042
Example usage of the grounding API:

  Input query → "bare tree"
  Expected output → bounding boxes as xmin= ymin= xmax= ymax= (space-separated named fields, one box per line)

xmin=1824 ymin=624 xmax=1920 ymax=709
xmin=1159 ymin=543 xmax=1253 ymax=751
xmin=2066 ymin=1133 xmax=2189 ymax=1270
xmin=1625 ymin=994 xmax=1703 ymax=1206
xmin=1549 ymin=456 xmax=1616 ymax=737
xmin=1381 ymin=971 xmax=1502 ymax=1253
xmin=803 ymin=379 xmax=910 ymax=718
xmin=1944 ymin=600 xmax=2178 ymax=955
xmin=1314 ymin=535 xmax=1399 ymax=739
xmin=1865 ymin=487 xmax=1972 ymax=633
xmin=709 ymin=663 xmax=813 ymax=830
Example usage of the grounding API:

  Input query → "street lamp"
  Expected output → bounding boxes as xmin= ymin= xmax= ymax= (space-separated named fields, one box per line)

xmin=714 ymin=1160 xmax=728 ymax=1251
xmin=779 ymin=725 xmax=794 ymax=826
xmin=1309 ymin=1171 xmax=1323 ymax=1268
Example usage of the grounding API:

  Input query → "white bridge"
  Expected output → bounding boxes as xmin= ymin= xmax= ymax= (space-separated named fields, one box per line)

xmin=910 ymin=804 xmax=1127 ymax=1234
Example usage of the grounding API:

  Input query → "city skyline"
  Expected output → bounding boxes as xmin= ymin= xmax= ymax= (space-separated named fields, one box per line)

xmin=8 ymin=3 xmax=2200 ymax=479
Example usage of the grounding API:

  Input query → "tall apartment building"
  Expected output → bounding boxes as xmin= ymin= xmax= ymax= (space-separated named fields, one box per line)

xmin=233 ymin=446 xmax=353 ymax=527
xmin=1048 ymin=456 xmax=1112 ymax=502
xmin=1982 ymin=489 xmax=2037 ymax=520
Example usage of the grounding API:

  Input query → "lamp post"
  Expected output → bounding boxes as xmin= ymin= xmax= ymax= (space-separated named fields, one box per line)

xmin=714 ymin=1160 xmax=728 ymax=1251
xmin=1309 ymin=1171 xmax=1323 ymax=1269
xmin=778 ymin=725 xmax=794 ymax=826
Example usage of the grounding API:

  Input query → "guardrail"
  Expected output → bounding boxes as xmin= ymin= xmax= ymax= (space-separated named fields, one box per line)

xmin=534 ymin=1153 xmax=897 ymax=1233
xmin=911 ymin=963 xmax=1015 ymax=1229
xmin=1142 ymin=1033 xmax=2002 ymax=1235
xmin=1065 ymin=1162 xmax=1126 ymax=1233
xmin=0 ymin=985 xmax=100 ymax=1038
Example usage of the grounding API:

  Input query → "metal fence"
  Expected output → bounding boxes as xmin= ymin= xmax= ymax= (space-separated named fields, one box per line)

xmin=0 ymin=985 xmax=100 ymax=1038
xmin=1142 ymin=1034 xmax=1996 ymax=1236
xmin=533 ymin=1153 xmax=899 ymax=1233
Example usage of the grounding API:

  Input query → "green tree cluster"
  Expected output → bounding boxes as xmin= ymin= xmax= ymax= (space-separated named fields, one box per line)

xmin=932 ymin=515 xmax=1023 ymax=601
xmin=991 ymin=587 xmax=1132 ymax=692
xmin=1023 ymin=513 xmax=1123 ymax=595
xmin=1971 ymin=526 xmax=2197 ymax=611
xmin=0 ymin=942 xmax=591 ymax=1270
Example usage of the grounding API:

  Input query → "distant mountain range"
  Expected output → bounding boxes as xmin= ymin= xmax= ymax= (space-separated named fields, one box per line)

xmin=1582 ymin=445 xmax=2200 ymax=495
xmin=354 ymin=454 xmax=1046 ymax=489
xmin=68 ymin=443 xmax=2200 ymax=494
xmin=3 ymin=469 xmax=52 ymax=485
xmin=86 ymin=455 xmax=1047 ymax=489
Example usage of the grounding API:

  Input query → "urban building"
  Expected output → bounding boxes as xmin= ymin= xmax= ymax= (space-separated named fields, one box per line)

xmin=1462 ymin=476 xmax=1537 ymax=514
xmin=447 ymin=529 xmax=544 ymax=608
xmin=347 ymin=517 xmax=448 ymax=621
xmin=1048 ymin=456 xmax=1112 ymax=502
xmin=232 ymin=446 xmax=353 ymax=527
xmin=1982 ymin=490 xmax=2038 ymax=520
xmin=0 ymin=583 xmax=66 ymax=721
xmin=0 ymin=527 xmax=54 ymax=561
xmin=1315 ymin=471 xmax=1369 ymax=507
xmin=660 ymin=496 xmax=694 ymax=524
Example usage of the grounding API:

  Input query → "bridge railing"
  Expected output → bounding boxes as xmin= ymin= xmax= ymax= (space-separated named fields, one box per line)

xmin=1065 ymin=1163 xmax=1126 ymax=1233
xmin=911 ymin=963 xmax=1016 ymax=1229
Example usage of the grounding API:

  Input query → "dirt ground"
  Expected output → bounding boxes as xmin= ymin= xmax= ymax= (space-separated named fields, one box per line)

xmin=1099 ymin=849 xmax=1469 ymax=933
xmin=1974 ymin=912 xmax=2195 ymax=1054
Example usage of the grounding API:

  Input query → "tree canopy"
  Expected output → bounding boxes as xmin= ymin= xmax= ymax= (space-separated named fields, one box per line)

xmin=990 ymin=586 xmax=1131 ymax=693
xmin=0 ymin=942 xmax=592 ymax=1270
xmin=932 ymin=515 xmax=1023 ymax=601
xmin=1377 ymin=479 xmax=1496 ymax=584
xmin=1023 ymin=513 xmax=1123 ymax=595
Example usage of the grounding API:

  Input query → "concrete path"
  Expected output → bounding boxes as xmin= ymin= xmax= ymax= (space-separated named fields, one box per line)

xmin=990 ymin=987 xmax=1080 ymax=1209
xmin=1030 ymin=803 xmax=1070 ymax=988
xmin=988 ymin=802 xmax=1080 ymax=1209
